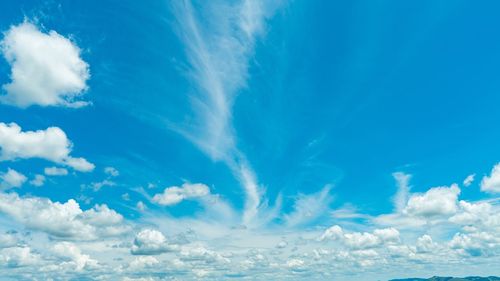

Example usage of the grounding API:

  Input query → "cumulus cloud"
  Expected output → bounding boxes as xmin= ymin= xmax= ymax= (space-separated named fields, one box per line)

xmin=481 ymin=163 xmax=500 ymax=193
xmin=0 ymin=246 xmax=40 ymax=268
xmin=44 ymin=167 xmax=68 ymax=176
xmin=0 ymin=22 xmax=90 ymax=108
xmin=131 ymin=229 xmax=177 ymax=255
xmin=0 ymin=168 xmax=26 ymax=189
xmin=152 ymin=183 xmax=210 ymax=206
xmin=404 ymin=184 xmax=460 ymax=217
xmin=29 ymin=174 xmax=45 ymax=187
xmin=0 ymin=122 xmax=94 ymax=172
xmin=52 ymin=242 xmax=98 ymax=271
xmin=0 ymin=192 xmax=129 ymax=240
xmin=319 ymin=225 xmax=400 ymax=249
xmin=104 ymin=167 xmax=119 ymax=177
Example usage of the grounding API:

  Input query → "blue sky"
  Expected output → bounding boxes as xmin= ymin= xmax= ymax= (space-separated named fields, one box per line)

xmin=1 ymin=0 xmax=500 ymax=280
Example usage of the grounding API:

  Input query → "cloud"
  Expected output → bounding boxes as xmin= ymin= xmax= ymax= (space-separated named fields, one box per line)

xmin=481 ymin=163 xmax=500 ymax=193
xmin=319 ymin=225 xmax=400 ymax=250
xmin=44 ymin=167 xmax=69 ymax=176
xmin=152 ymin=183 xmax=210 ymax=206
xmin=0 ymin=22 xmax=90 ymax=108
xmin=463 ymin=174 xmax=475 ymax=187
xmin=29 ymin=174 xmax=45 ymax=187
xmin=0 ymin=192 xmax=129 ymax=240
xmin=52 ymin=242 xmax=98 ymax=271
xmin=0 ymin=168 xmax=26 ymax=189
xmin=0 ymin=122 xmax=94 ymax=172
xmin=284 ymin=185 xmax=332 ymax=227
xmin=104 ymin=167 xmax=119 ymax=177
xmin=392 ymin=172 xmax=411 ymax=213
xmin=404 ymin=184 xmax=460 ymax=217
xmin=0 ymin=246 xmax=40 ymax=268
xmin=131 ymin=229 xmax=177 ymax=255
xmin=171 ymin=0 xmax=282 ymax=226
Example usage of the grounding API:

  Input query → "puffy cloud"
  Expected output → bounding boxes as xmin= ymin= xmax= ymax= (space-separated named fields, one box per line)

xmin=104 ymin=167 xmax=119 ymax=177
xmin=131 ymin=229 xmax=177 ymax=255
xmin=286 ymin=258 xmax=305 ymax=270
xmin=129 ymin=256 xmax=159 ymax=269
xmin=463 ymin=174 xmax=475 ymax=187
xmin=0 ymin=192 xmax=129 ymax=240
xmin=44 ymin=167 xmax=68 ymax=176
xmin=481 ymin=163 xmax=500 ymax=193
xmin=319 ymin=225 xmax=344 ymax=241
xmin=52 ymin=242 xmax=98 ymax=271
xmin=373 ymin=227 xmax=400 ymax=243
xmin=29 ymin=174 xmax=45 ymax=187
xmin=404 ymin=184 xmax=460 ymax=217
xmin=152 ymin=183 xmax=210 ymax=206
xmin=319 ymin=225 xmax=400 ymax=249
xmin=416 ymin=234 xmax=439 ymax=253
xmin=179 ymin=245 xmax=229 ymax=264
xmin=448 ymin=232 xmax=500 ymax=257
xmin=0 ymin=246 xmax=40 ymax=267
xmin=0 ymin=22 xmax=89 ymax=108
xmin=0 ymin=233 xmax=18 ymax=249
xmin=0 ymin=122 xmax=94 ymax=172
xmin=0 ymin=168 xmax=26 ymax=189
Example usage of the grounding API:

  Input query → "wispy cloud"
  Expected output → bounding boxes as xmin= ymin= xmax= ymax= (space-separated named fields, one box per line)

xmin=171 ymin=0 xmax=282 ymax=225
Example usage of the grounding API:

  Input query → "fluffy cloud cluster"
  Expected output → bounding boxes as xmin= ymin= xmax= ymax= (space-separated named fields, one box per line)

xmin=319 ymin=225 xmax=400 ymax=249
xmin=0 ymin=22 xmax=90 ymax=108
xmin=152 ymin=183 xmax=210 ymax=206
xmin=404 ymin=184 xmax=461 ymax=217
xmin=52 ymin=242 xmax=98 ymax=271
xmin=0 ymin=168 xmax=26 ymax=189
xmin=131 ymin=229 xmax=177 ymax=255
xmin=481 ymin=163 xmax=500 ymax=193
xmin=0 ymin=122 xmax=94 ymax=172
xmin=44 ymin=167 xmax=69 ymax=176
xmin=0 ymin=192 xmax=129 ymax=240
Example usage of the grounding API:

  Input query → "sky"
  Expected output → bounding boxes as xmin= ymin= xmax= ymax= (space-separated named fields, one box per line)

xmin=0 ymin=0 xmax=500 ymax=280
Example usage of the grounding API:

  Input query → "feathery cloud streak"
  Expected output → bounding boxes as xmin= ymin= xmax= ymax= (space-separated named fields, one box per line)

xmin=171 ymin=0 xmax=281 ymax=225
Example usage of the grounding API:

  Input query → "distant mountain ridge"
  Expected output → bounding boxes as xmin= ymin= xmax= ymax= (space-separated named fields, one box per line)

xmin=390 ymin=277 xmax=500 ymax=281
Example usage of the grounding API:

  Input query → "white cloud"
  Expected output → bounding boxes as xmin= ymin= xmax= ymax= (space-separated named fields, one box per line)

xmin=284 ymin=185 xmax=332 ymax=227
xmin=0 ymin=168 xmax=26 ymax=189
xmin=84 ymin=179 xmax=116 ymax=192
xmin=104 ymin=167 xmax=119 ymax=177
xmin=392 ymin=172 xmax=411 ymax=213
xmin=0 ymin=233 xmax=18 ymax=249
xmin=463 ymin=174 xmax=475 ymax=187
xmin=0 ymin=246 xmax=40 ymax=267
xmin=481 ymin=163 xmax=500 ymax=193
xmin=172 ymin=0 xmax=283 ymax=226
xmin=404 ymin=184 xmax=460 ymax=217
xmin=30 ymin=174 xmax=45 ymax=187
xmin=44 ymin=167 xmax=68 ymax=176
xmin=319 ymin=225 xmax=400 ymax=249
xmin=0 ymin=192 xmax=129 ymax=240
xmin=131 ymin=229 xmax=177 ymax=255
xmin=0 ymin=122 xmax=94 ymax=172
xmin=52 ymin=242 xmax=98 ymax=271
xmin=129 ymin=256 xmax=159 ymax=269
xmin=152 ymin=183 xmax=210 ymax=206
xmin=0 ymin=22 xmax=90 ymax=108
